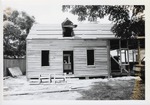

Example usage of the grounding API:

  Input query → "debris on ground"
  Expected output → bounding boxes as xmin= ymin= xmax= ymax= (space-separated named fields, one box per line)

xmin=3 ymin=76 xmax=144 ymax=100
xmin=8 ymin=67 xmax=22 ymax=77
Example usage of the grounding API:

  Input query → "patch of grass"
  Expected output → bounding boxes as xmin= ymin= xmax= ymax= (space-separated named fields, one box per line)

xmin=131 ymin=80 xmax=145 ymax=100
xmin=77 ymin=79 xmax=144 ymax=100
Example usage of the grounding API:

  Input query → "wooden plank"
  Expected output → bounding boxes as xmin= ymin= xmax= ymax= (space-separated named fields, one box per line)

xmin=74 ymin=70 xmax=108 ymax=76
xmin=74 ymin=73 xmax=108 ymax=77
xmin=36 ymin=30 xmax=113 ymax=35
xmin=8 ymin=67 xmax=23 ymax=77
xmin=27 ymin=50 xmax=41 ymax=55
xmin=75 ymin=67 xmax=108 ymax=71
xmin=27 ymin=62 xmax=41 ymax=65
xmin=95 ymin=61 xmax=107 ymax=64
xmin=28 ymin=69 xmax=63 ymax=72
xmin=27 ymin=46 xmax=107 ymax=51
xmin=34 ymin=23 xmax=113 ymax=27
xmin=33 ymin=24 xmax=113 ymax=30
xmin=75 ymin=65 xmax=108 ymax=69
xmin=27 ymin=35 xmax=115 ymax=40
xmin=107 ymin=40 xmax=111 ymax=78
xmin=75 ymin=69 xmax=108 ymax=72
xmin=32 ymin=24 xmax=112 ymax=30
xmin=94 ymin=58 xmax=107 ymax=61
xmin=27 ymin=39 xmax=107 ymax=46
xmin=28 ymin=68 xmax=63 ymax=72
xmin=27 ymin=58 xmax=41 ymax=62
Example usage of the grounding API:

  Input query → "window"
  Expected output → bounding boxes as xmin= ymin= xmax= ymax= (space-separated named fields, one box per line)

xmin=41 ymin=50 xmax=49 ymax=66
xmin=63 ymin=27 xmax=73 ymax=37
xmin=61 ymin=18 xmax=77 ymax=37
xmin=87 ymin=50 xmax=94 ymax=65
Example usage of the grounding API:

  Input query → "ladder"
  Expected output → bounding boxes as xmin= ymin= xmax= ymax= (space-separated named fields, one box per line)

xmin=111 ymin=55 xmax=129 ymax=74
xmin=111 ymin=39 xmax=130 ymax=74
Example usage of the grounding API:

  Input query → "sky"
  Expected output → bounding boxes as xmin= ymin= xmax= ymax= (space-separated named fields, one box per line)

xmin=2 ymin=0 xmax=111 ymax=24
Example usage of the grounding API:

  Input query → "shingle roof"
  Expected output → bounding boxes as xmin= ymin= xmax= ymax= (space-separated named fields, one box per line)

xmin=27 ymin=23 xmax=116 ymax=40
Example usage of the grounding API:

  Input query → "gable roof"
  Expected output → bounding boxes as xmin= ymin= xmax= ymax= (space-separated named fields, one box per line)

xmin=27 ymin=23 xmax=116 ymax=40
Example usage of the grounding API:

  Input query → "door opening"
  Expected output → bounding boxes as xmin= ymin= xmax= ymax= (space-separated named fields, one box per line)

xmin=63 ymin=51 xmax=73 ymax=74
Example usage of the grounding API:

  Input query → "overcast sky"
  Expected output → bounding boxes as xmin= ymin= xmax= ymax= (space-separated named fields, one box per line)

xmin=2 ymin=0 xmax=111 ymax=24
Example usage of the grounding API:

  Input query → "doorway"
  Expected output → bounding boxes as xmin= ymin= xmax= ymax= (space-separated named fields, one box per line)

xmin=63 ymin=51 xmax=73 ymax=74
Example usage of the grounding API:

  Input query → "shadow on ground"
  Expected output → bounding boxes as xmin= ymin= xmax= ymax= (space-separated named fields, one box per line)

xmin=77 ymin=79 xmax=145 ymax=100
xmin=3 ymin=76 xmax=145 ymax=100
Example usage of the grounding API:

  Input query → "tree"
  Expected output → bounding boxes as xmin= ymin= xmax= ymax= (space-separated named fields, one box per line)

xmin=62 ymin=5 xmax=145 ymax=38
xmin=3 ymin=8 xmax=35 ymax=58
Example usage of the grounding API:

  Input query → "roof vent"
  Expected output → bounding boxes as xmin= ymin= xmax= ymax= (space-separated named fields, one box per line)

xmin=61 ymin=18 xmax=77 ymax=37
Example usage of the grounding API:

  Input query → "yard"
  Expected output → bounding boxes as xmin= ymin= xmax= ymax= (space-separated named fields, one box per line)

xmin=3 ymin=76 xmax=145 ymax=100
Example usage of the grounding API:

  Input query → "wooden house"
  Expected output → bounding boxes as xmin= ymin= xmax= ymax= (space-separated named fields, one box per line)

xmin=26 ymin=23 xmax=116 ymax=79
xmin=26 ymin=23 xmax=145 ymax=79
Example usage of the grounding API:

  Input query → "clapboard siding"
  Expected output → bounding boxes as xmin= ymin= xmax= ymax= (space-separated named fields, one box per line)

xmin=73 ymin=46 xmax=108 ymax=76
xmin=26 ymin=39 xmax=109 ymax=78
xmin=74 ymin=70 xmax=108 ymax=77
xmin=27 ymin=46 xmax=63 ymax=75
xmin=27 ymin=39 xmax=107 ymax=47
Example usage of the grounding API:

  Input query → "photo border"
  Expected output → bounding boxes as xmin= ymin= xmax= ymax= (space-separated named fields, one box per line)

xmin=0 ymin=0 xmax=150 ymax=104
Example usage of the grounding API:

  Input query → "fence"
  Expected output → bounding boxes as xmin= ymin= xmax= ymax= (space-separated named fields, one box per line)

xmin=3 ymin=58 xmax=26 ymax=76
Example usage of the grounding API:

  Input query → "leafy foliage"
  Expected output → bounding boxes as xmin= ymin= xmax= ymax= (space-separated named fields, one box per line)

xmin=3 ymin=8 xmax=35 ymax=58
xmin=62 ymin=5 xmax=145 ymax=38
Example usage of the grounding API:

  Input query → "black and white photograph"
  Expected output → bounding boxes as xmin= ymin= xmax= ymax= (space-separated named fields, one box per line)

xmin=1 ymin=0 xmax=149 ymax=103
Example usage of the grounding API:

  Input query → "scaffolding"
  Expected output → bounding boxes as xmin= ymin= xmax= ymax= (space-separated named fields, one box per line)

xmin=111 ymin=40 xmax=130 ymax=75
xmin=110 ymin=37 xmax=145 ymax=76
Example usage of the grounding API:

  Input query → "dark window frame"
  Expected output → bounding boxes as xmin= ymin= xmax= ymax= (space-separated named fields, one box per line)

xmin=87 ymin=49 xmax=95 ymax=65
xmin=41 ymin=50 xmax=49 ymax=66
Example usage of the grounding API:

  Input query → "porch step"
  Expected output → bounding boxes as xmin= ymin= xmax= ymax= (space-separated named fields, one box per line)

xmin=29 ymin=78 xmax=40 ymax=85
xmin=40 ymin=74 xmax=51 ymax=83
xmin=52 ymin=73 xmax=67 ymax=83
xmin=28 ymin=73 xmax=67 ymax=84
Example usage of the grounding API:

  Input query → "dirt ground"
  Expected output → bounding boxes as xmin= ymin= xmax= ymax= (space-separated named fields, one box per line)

xmin=3 ymin=76 xmax=144 ymax=100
